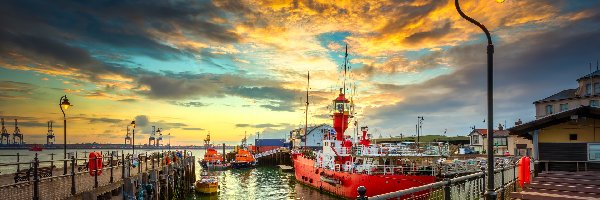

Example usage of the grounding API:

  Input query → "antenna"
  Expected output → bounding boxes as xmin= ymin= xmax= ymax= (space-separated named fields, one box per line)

xmin=305 ymin=71 xmax=309 ymax=148
xmin=590 ymin=62 xmax=593 ymax=95
xmin=343 ymin=44 xmax=349 ymax=95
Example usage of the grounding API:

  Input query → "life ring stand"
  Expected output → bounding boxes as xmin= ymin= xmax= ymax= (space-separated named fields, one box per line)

xmin=88 ymin=152 xmax=103 ymax=176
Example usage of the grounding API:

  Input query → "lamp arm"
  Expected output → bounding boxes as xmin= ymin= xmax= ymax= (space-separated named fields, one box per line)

xmin=455 ymin=0 xmax=493 ymax=45
xmin=59 ymin=96 xmax=66 ymax=118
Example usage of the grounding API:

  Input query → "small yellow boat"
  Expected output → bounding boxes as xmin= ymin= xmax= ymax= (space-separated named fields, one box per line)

xmin=195 ymin=171 xmax=218 ymax=194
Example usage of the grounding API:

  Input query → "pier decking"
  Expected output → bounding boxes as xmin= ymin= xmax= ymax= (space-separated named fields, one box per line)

xmin=0 ymin=151 xmax=196 ymax=200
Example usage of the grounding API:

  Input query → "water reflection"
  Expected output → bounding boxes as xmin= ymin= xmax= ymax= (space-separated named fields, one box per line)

xmin=190 ymin=167 xmax=342 ymax=200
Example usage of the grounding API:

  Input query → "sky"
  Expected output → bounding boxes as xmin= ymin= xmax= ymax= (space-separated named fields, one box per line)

xmin=1 ymin=0 xmax=600 ymax=146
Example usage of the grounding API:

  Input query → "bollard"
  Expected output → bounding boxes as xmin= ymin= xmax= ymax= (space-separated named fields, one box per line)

xmin=33 ymin=153 xmax=39 ymax=200
xmin=444 ymin=178 xmax=451 ymax=200
xmin=356 ymin=186 xmax=367 ymax=200
xmin=71 ymin=156 xmax=76 ymax=195
xmin=110 ymin=154 xmax=114 ymax=183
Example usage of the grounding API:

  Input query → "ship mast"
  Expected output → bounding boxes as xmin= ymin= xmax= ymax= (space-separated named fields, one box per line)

xmin=305 ymin=71 xmax=309 ymax=148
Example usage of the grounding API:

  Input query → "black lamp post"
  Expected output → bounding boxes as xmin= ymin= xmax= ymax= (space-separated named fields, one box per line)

xmin=416 ymin=116 xmax=424 ymax=153
xmin=59 ymin=95 xmax=72 ymax=175
xmin=455 ymin=0 xmax=502 ymax=199
xmin=130 ymin=121 xmax=136 ymax=154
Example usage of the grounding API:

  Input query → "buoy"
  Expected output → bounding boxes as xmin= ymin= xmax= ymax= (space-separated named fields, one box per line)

xmin=518 ymin=156 xmax=531 ymax=187
xmin=88 ymin=152 xmax=103 ymax=176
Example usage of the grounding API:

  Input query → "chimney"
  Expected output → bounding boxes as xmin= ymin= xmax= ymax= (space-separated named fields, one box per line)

xmin=514 ymin=119 xmax=523 ymax=126
xmin=498 ymin=123 xmax=504 ymax=130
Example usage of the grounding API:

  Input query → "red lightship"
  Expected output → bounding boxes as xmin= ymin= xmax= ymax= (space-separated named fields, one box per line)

xmin=292 ymin=47 xmax=446 ymax=199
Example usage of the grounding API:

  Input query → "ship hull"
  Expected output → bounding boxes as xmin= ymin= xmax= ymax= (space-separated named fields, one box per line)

xmin=231 ymin=161 xmax=256 ymax=169
xmin=293 ymin=155 xmax=436 ymax=199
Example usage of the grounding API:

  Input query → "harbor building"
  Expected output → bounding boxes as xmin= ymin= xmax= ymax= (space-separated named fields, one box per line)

xmin=468 ymin=125 xmax=532 ymax=156
xmin=510 ymin=106 xmax=600 ymax=171
xmin=510 ymin=70 xmax=600 ymax=171
xmin=251 ymin=138 xmax=287 ymax=152
xmin=290 ymin=124 xmax=333 ymax=150
xmin=534 ymin=70 xmax=600 ymax=119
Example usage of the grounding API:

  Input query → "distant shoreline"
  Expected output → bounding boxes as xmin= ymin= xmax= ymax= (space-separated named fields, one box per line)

xmin=0 ymin=144 xmax=235 ymax=150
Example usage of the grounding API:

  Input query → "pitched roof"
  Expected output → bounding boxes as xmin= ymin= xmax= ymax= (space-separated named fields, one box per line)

xmin=576 ymin=70 xmax=600 ymax=81
xmin=534 ymin=89 xmax=577 ymax=104
xmin=471 ymin=129 xmax=487 ymax=135
xmin=508 ymin=106 xmax=600 ymax=139
xmin=469 ymin=128 xmax=509 ymax=137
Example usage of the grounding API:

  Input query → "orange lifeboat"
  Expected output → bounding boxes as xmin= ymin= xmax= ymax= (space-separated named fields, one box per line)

xmin=231 ymin=149 xmax=256 ymax=169
xmin=201 ymin=148 xmax=228 ymax=169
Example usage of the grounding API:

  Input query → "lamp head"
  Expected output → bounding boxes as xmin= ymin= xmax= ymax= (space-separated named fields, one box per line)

xmin=496 ymin=0 xmax=505 ymax=3
xmin=60 ymin=96 xmax=72 ymax=110
xmin=130 ymin=120 xmax=136 ymax=128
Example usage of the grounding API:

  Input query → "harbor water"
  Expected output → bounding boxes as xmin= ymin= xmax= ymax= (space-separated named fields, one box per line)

xmin=0 ymin=149 xmax=340 ymax=200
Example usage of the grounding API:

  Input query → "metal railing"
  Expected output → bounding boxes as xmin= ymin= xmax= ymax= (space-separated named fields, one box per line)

xmin=0 ymin=151 xmax=194 ymax=200
xmin=358 ymin=159 xmax=532 ymax=200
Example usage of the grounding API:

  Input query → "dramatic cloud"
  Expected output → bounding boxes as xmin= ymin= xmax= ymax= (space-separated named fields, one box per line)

xmin=1 ymin=0 xmax=599 ymax=144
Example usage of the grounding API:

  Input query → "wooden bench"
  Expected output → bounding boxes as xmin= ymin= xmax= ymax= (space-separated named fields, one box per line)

xmin=13 ymin=166 xmax=55 ymax=183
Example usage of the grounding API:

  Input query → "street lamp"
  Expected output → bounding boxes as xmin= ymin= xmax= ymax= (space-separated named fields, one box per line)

xmin=455 ymin=0 xmax=500 ymax=199
xmin=130 ymin=120 xmax=136 ymax=155
xmin=416 ymin=116 xmax=424 ymax=149
xmin=59 ymin=95 xmax=72 ymax=175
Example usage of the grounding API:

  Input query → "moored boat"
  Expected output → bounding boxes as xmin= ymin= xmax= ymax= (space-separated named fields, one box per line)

xmin=195 ymin=170 xmax=219 ymax=194
xmin=292 ymin=47 xmax=444 ymax=199
xmin=201 ymin=132 xmax=230 ymax=170
xmin=231 ymin=149 xmax=256 ymax=169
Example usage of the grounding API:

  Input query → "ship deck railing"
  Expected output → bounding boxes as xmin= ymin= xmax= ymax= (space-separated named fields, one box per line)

xmin=359 ymin=157 xmax=534 ymax=200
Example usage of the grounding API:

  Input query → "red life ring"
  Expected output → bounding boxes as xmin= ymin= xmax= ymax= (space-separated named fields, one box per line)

xmin=88 ymin=152 xmax=103 ymax=176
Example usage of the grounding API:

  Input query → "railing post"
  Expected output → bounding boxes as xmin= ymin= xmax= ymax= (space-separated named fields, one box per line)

xmin=444 ymin=178 xmax=451 ymax=200
xmin=513 ymin=164 xmax=517 ymax=192
xmin=481 ymin=167 xmax=486 ymax=196
xmin=16 ymin=152 xmax=20 ymax=172
xmin=94 ymin=156 xmax=98 ymax=188
xmin=33 ymin=153 xmax=39 ymax=200
xmin=122 ymin=152 xmax=126 ymax=179
xmin=145 ymin=152 xmax=148 ymax=172
xmin=356 ymin=186 xmax=367 ymax=200
xmin=71 ymin=156 xmax=76 ymax=195
xmin=138 ymin=154 xmax=141 ymax=174
xmin=152 ymin=153 xmax=155 ymax=170
xmin=500 ymin=163 xmax=505 ymax=200
xmin=50 ymin=153 xmax=54 ymax=176
xmin=110 ymin=153 xmax=114 ymax=183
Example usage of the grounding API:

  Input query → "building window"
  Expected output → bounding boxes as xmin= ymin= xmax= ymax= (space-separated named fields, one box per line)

xmin=587 ymin=84 xmax=592 ymax=95
xmin=591 ymin=100 xmax=599 ymax=107
xmin=493 ymin=137 xmax=507 ymax=146
xmin=472 ymin=135 xmax=479 ymax=145
xmin=595 ymin=83 xmax=600 ymax=95
xmin=569 ymin=134 xmax=577 ymax=141
xmin=560 ymin=103 xmax=568 ymax=112
xmin=589 ymin=144 xmax=600 ymax=161
xmin=545 ymin=105 xmax=553 ymax=115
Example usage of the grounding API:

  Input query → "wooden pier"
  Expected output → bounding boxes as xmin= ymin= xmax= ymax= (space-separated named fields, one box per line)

xmin=0 ymin=151 xmax=196 ymax=200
